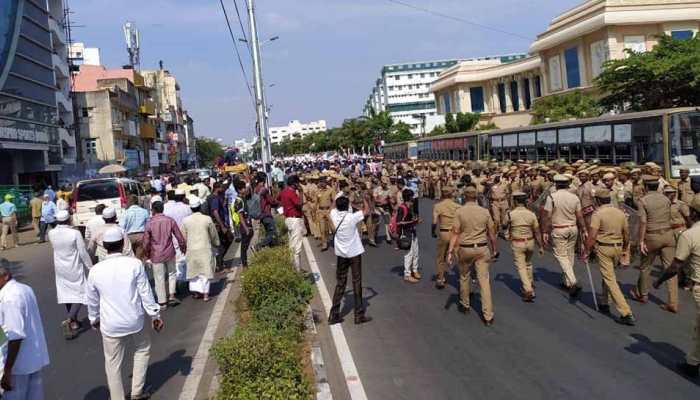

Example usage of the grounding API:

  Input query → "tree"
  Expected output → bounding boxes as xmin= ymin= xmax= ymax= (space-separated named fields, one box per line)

xmin=385 ymin=122 xmax=414 ymax=143
xmin=444 ymin=113 xmax=459 ymax=133
xmin=428 ymin=125 xmax=447 ymax=137
xmin=595 ymin=34 xmax=700 ymax=112
xmin=530 ymin=91 xmax=602 ymax=124
xmin=476 ymin=122 xmax=499 ymax=131
xmin=196 ymin=138 xmax=224 ymax=166
xmin=443 ymin=112 xmax=480 ymax=133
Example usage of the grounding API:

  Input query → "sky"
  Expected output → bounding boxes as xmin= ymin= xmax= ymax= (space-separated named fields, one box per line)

xmin=70 ymin=0 xmax=582 ymax=143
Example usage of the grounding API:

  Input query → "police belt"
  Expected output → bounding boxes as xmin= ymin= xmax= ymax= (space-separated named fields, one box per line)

xmin=552 ymin=224 xmax=576 ymax=229
xmin=491 ymin=197 xmax=506 ymax=202
xmin=582 ymin=205 xmax=595 ymax=215
xmin=460 ymin=242 xmax=488 ymax=248
xmin=646 ymin=227 xmax=670 ymax=234
xmin=318 ymin=206 xmax=331 ymax=210
xmin=672 ymin=223 xmax=686 ymax=230
xmin=511 ymin=237 xmax=533 ymax=242
xmin=596 ymin=241 xmax=623 ymax=247
xmin=440 ymin=229 xmax=451 ymax=232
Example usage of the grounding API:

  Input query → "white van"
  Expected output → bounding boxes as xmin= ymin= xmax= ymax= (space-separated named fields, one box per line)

xmin=71 ymin=178 xmax=146 ymax=227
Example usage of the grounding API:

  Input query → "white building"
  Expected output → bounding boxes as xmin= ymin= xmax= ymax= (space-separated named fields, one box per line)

xmin=68 ymin=42 xmax=101 ymax=66
xmin=364 ymin=56 xmax=527 ymax=135
xmin=269 ymin=120 xmax=327 ymax=144
xmin=234 ymin=138 xmax=255 ymax=153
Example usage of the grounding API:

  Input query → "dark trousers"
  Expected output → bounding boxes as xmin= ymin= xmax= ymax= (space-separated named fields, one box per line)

xmin=240 ymin=229 xmax=253 ymax=267
xmin=412 ymin=197 xmax=419 ymax=216
xmin=329 ymin=255 xmax=365 ymax=319
xmin=39 ymin=222 xmax=54 ymax=242
xmin=256 ymin=215 xmax=276 ymax=249
xmin=64 ymin=303 xmax=82 ymax=320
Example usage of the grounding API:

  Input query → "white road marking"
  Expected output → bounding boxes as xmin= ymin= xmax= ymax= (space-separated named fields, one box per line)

xmin=303 ymin=238 xmax=368 ymax=400
xmin=178 ymin=268 xmax=239 ymax=400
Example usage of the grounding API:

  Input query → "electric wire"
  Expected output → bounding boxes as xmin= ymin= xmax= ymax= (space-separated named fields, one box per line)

xmin=219 ymin=0 xmax=255 ymax=104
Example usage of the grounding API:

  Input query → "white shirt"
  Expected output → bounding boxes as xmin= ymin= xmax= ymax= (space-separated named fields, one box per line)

xmin=193 ymin=182 xmax=210 ymax=200
xmin=56 ymin=197 xmax=69 ymax=211
xmin=86 ymin=254 xmax=160 ymax=338
xmin=49 ymin=225 xmax=92 ymax=304
xmin=330 ymin=209 xmax=365 ymax=258
xmin=164 ymin=201 xmax=192 ymax=227
xmin=84 ymin=214 xmax=105 ymax=242
xmin=0 ymin=280 xmax=49 ymax=375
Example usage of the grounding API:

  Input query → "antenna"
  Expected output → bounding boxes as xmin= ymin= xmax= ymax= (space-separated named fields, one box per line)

xmin=123 ymin=21 xmax=140 ymax=70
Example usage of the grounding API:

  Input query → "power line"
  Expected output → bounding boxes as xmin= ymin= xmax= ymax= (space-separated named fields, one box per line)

xmin=386 ymin=0 xmax=532 ymax=42
xmin=219 ymin=0 xmax=255 ymax=104
xmin=232 ymin=0 xmax=252 ymax=55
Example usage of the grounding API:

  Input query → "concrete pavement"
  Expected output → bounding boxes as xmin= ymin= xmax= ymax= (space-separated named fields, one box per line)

xmin=309 ymin=200 xmax=700 ymax=400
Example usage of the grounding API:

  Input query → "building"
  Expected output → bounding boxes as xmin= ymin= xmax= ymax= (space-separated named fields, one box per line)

xmin=431 ymin=0 xmax=700 ymax=129
xmin=0 ymin=0 xmax=77 ymax=185
xmin=363 ymin=56 xmax=527 ymax=135
xmin=269 ymin=120 xmax=327 ymax=144
xmin=68 ymin=42 xmax=101 ymax=66
xmin=234 ymin=138 xmax=256 ymax=154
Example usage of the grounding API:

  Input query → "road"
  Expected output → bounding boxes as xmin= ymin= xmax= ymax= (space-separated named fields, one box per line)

xmin=310 ymin=200 xmax=700 ymax=400
xmin=1 ymin=229 xmax=225 ymax=400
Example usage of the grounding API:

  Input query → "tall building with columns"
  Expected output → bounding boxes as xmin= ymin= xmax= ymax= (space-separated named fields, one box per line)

xmin=431 ymin=0 xmax=700 ymax=129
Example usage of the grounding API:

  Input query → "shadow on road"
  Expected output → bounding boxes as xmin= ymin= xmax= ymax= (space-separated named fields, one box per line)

xmin=145 ymin=349 xmax=192 ymax=394
xmin=625 ymin=333 xmax=700 ymax=386
xmin=339 ymin=287 xmax=378 ymax=319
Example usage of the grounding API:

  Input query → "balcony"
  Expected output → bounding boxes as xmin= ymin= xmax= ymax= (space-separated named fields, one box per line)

xmin=139 ymin=99 xmax=156 ymax=115
xmin=140 ymin=122 xmax=156 ymax=139
xmin=55 ymin=90 xmax=72 ymax=114
xmin=52 ymin=53 xmax=69 ymax=79
xmin=48 ymin=17 xmax=67 ymax=46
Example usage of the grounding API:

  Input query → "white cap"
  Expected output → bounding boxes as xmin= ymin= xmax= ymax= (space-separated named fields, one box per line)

xmin=102 ymin=207 xmax=116 ymax=219
xmin=102 ymin=227 xmax=123 ymax=243
xmin=150 ymin=195 xmax=163 ymax=204
xmin=189 ymin=197 xmax=202 ymax=208
xmin=175 ymin=189 xmax=185 ymax=196
xmin=56 ymin=210 xmax=70 ymax=222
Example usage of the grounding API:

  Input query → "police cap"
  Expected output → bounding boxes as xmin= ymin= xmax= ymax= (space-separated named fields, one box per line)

xmin=553 ymin=174 xmax=570 ymax=182
xmin=595 ymin=188 xmax=611 ymax=199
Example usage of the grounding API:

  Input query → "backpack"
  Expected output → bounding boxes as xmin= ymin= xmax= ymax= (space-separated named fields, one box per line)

xmin=247 ymin=192 xmax=262 ymax=220
xmin=389 ymin=203 xmax=409 ymax=238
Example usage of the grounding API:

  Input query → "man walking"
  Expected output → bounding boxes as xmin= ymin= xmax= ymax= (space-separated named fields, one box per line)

xmin=30 ymin=190 xmax=43 ymax=238
xmin=506 ymin=191 xmax=544 ymax=302
xmin=38 ymin=194 xmax=56 ymax=243
xmin=143 ymin=201 xmax=186 ymax=308
xmin=253 ymin=176 xmax=277 ymax=251
xmin=432 ymin=186 xmax=460 ymax=289
xmin=0 ymin=268 xmax=50 ymax=400
xmin=120 ymin=195 xmax=150 ymax=260
xmin=87 ymin=227 xmax=163 ymax=400
xmin=280 ymin=175 xmax=305 ymax=270
xmin=0 ymin=194 xmax=19 ymax=249
xmin=88 ymin=207 xmax=133 ymax=262
xmin=328 ymin=196 xmax=371 ymax=325
xmin=48 ymin=210 xmax=93 ymax=340
xmin=182 ymin=198 xmax=220 ymax=302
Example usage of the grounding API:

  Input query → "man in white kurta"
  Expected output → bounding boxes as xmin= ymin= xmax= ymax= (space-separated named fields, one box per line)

xmin=0 ymin=268 xmax=50 ymax=400
xmin=87 ymin=207 xmax=133 ymax=262
xmin=48 ymin=210 xmax=92 ymax=339
xmin=181 ymin=198 xmax=220 ymax=301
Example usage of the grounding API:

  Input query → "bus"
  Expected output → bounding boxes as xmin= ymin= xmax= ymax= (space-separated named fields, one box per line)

xmin=383 ymin=107 xmax=700 ymax=180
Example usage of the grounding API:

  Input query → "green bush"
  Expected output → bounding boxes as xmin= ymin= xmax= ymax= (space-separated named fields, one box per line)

xmin=274 ymin=215 xmax=288 ymax=244
xmin=243 ymin=248 xmax=313 ymax=312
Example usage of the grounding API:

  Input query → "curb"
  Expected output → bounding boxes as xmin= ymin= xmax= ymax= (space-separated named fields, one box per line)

xmin=307 ymin=305 xmax=333 ymax=400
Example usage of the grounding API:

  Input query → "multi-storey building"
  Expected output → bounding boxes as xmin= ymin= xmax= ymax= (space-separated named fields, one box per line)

xmin=363 ymin=56 xmax=527 ymax=135
xmin=0 ymin=0 xmax=77 ymax=185
xmin=68 ymin=42 xmax=101 ymax=66
xmin=270 ymin=120 xmax=327 ymax=144
xmin=431 ymin=0 xmax=700 ymax=129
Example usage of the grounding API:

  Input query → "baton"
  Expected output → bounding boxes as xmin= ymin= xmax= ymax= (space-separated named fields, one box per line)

xmin=584 ymin=259 xmax=599 ymax=312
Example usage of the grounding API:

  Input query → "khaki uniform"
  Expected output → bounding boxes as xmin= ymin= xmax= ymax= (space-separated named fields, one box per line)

xmin=678 ymin=179 xmax=694 ymax=204
xmin=578 ymin=181 xmax=596 ymax=228
xmin=452 ymin=202 xmax=495 ymax=320
xmin=363 ymin=188 xmax=377 ymax=243
xmin=316 ymin=187 xmax=335 ymax=248
xmin=489 ymin=183 xmax=509 ymax=230
xmin=674 ymin=223 xmax=700 ymax=366
xmin=429 ymin=168 xmax=441 ymax=199
xmin=302 ymin=183 xmax=319 ymax=239
xmin=507 ymin=206 xmax=539 ymax=295
xmin=544 ymin=189 xmax=582 ymax=288
xmin=671 ymin=200 xmax=690 ymax=233
xmin=632 ymin=180 xmax=646 ymax=205
xmin=591 ymin=204 xmax=632 ymax=316
xmin=636 ymin=192 xmax=678 ymax=308
xmin=433 ymin=198 xmax=460 ymax=285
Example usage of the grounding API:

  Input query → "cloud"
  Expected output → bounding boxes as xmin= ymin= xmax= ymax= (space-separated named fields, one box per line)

xmin=263 ymin=12 xmax=302 ymax=32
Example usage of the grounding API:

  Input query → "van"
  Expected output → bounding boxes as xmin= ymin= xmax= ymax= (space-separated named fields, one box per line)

xmin=71 ymin=178 xmax=146 ymax=227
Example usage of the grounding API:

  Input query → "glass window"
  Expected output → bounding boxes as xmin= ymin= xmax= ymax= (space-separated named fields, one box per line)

xmin=558 ymin=127 xmax=582 ymax=162
xmin=497 ymin=83 xmax=506 ymax=113
xmin=623 ymin=35 xmax=646 ymax=54
xmin=564 ymin=47 xmax=581 ymax=88
xmin=670 ymin=112 xmax=700 ymax=177
xmin=613 ymin=124 xmax=632 ymax=163
xmin=11 ymin=56 xmax=55 ymax=86
xmin=490 ymin=134 xmax=502 ymax=160
xmin=443 ymin=93 xmax=451 ymax=113
xmin=537 ymin=130 xmax=557 ymax=161
xmin=672 ymin=30 xmax=694 ymax=40
xmin=510 ymin=81 xmax=519 ymax=111
xmin=503 ymin=134 xmax=518 ymax=161
xmin=523 ymin=78 xmax=532 ymax=110
xmin=616 ymin=118 xmax=664 ymax=167
xmin=534 ymin=76 xmax=542 ymax=98
xmin=470 ymin=87 xmax=484 ymax=112
xmin=76 ymin=180 xmax=120 ymax=201
xmin=20 ymin=17 xmax=52 ymax=49
xmin=583 ymin=125 xmax=612 ymax=162
xmin=15 ymin=37 xmax=52 ymax=67
xmin=3 ymin=75 xmax=57 ymax=105
xmin=519 ymin=132 xmax=536 ymax=161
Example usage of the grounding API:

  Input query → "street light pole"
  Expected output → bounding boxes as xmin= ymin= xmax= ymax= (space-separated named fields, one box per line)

xmin=246 ymin=0 xmax=272 ymax=177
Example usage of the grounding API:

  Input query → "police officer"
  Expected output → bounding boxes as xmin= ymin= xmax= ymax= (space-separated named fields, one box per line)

xmin=447 ymin=186 xmax=498 ymax=326
xmin=316 ymin=177 xmax=336 ymax=252
xmin=583 ymin=188 xmax=636 ymax=326
xmin=543 ymin=174 xmax=588 ymax=299
xmin=653 ymin=195 xmax=700 ymax=378
xmin=630 ymin=175 xmax=678 ymax=313
xmin=678 ymin=167 xmax=694 ymax=204
xmin=432 ymin=186 xmax=460 ymax=289
xmin=489 ymin=174 xmax=509 ymax=234
xmin=301 ymin=175 xmax=320 ymax=240
xmin=506 ymin=191 xmax=544 ymax=302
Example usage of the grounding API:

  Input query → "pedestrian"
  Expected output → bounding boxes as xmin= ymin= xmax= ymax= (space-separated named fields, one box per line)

xmin=86 ymin=227 xmax=163 ymax=400
xmin=230 ymin=180 xmax=253 ymax=268
xmin=208 ymin=182 xmax=232 ymax=269
xmin=397 ymin=188 xmax=421 ymax=283
xmin=143 ymin=201 xmax=186 ymax=308
xmin=84 ymin=204 xmax=106 ymax=243
xmin=542 ymin=174 xmax=587 ymax=299
xmin=182 ymin=197 xmax=220 ymax=302
xmin=280 ymin=175 xmax=305 ymax=270
xmin=120 ymin=195 xmax=150 ymax=260
xmin=432 ymin=186 xmax=460 ymax=289
xmin=505 ymin=191 xmax=544 ymax=302
xmin=316 ymin=177 xmax=335 ymax=251
xmin=0 ymin=194 xmax=19 ymax=249
xmin=582 ymin=188 xmax=636 ymax=326
xmin=192 ymin=178 xmax=210 ymax=200
xmin=0 ymin=267 xmax=50 ymax=400
xmin=328 ymin=195 xmax=372 ymax=325
xmin=48 ymin=210 xmax=92 ymax=339
xmin=29 ymin=191 xmax=43 ymax=238
xmin=447 ymin=186 xmax=498 ymax=326
xmin=253 ymin=176 xmax=277 ymax=251
xmin=163 ymin=189 xmax=192 ymax=227
xmin=43 ymin=185 xmax=55 ymax=203
xmin=38 ymin=194 xmax=56 ymax=243
xmin=88 ymin=207 xmax=133 ymax=262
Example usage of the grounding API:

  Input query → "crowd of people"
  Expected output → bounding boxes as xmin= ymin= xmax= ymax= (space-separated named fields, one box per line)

xmin=1 ymin=155 xmax=700 ymax=399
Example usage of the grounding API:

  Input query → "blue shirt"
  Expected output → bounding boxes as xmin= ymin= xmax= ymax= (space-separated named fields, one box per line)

xmin=151 ymin=179 xmax=163 ymax=192
xmin=407 ymin=178 xmax=420 ymax=199
xmin=119 ymin=205 xmax=150 ymax=234
xmin=0 ymin=201 xmax=15 ymax=217
xmin=44 ymin=188 xmax=56 ymax=202
xmin=225 ymin=185 xmax=237 ymax=206
xmin=271 ymin=167 xmax=285 ymax=183
xmin=40 ymin=201 xmax=57 ymax=223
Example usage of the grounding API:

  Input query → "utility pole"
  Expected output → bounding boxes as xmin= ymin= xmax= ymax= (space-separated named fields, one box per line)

xmin=246 ymin=0 xmax=272 ymax=177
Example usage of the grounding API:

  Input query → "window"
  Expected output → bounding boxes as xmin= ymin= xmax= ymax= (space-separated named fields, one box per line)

xmin=558 ymin=127 xmax=582 ymax=162
xmin=534 ymin=76 xmax=542 ymax=97
xmin=510 ymin=81 xmax=519 ymax=112
xmin=583 ymin=125 xmax=612 ymax=162
xmin=624 ymin=35 xmax=646 ymax=54
xmin=408 ymin=74 xmax=413 ymax=79
xmin=669 ymin=112 xmax=700 ymax=177
xmin=394 ymin=76 xmax=400 ymax=80
xmin=537 ymin=130 xmax=557 ymax=161
xmin=548 ymin=56 xmax=562 ymax=92
xmin=523 ymin=79 xmax=532 ymax=110
xmin=442 ymin=93 xmax=451 ymax=113
xmin=77 ymin=180 xmax=120 ymax=201
xmin=470 ymin=87 xmax=484 ymax=112
xmin=519 ymin=132 xmax=536 ymax=161
xmin=420 ymin=73 xmax=425 ymax=78
xmin=672 ymin=30 xmax=694 ymax=40
xmin=490 ymin=135 xmax=502 ymax=159
xmin=81 ymin=108 xmax=89 ymax=117
xmin=564 ymin=47 xmax=581 ymax=88
xmin=497 ymin=83 xmax=506 ymax=113
xmin=590 ymin=40 xmax=609 ymax=78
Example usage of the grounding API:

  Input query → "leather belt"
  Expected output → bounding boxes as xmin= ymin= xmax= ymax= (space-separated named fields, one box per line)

xmin=511 ymin=237 xmax=533 ymax=242
xmin=597 ymin=241 xmax=622 ymax=247
xmin=491 ymin=198 xmax=506 ymax=201
xmin=318 ymin=207 xmax=330 ymax=210
xmin=460 ymin=242 xmax=488 ymax=248
xmin=440 ymin=229 xmax=451 ymax=232
xmin=672 ymin=224 xmax=686 ymax=229
xmin=552 ymin=224 xmax=575 ymax=229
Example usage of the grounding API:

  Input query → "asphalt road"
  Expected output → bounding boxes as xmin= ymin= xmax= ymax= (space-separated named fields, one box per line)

xmin=311 ymin=199 xmax=700 ymax=400
xmin=1 ymin=230 xmax=224 ymax=400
